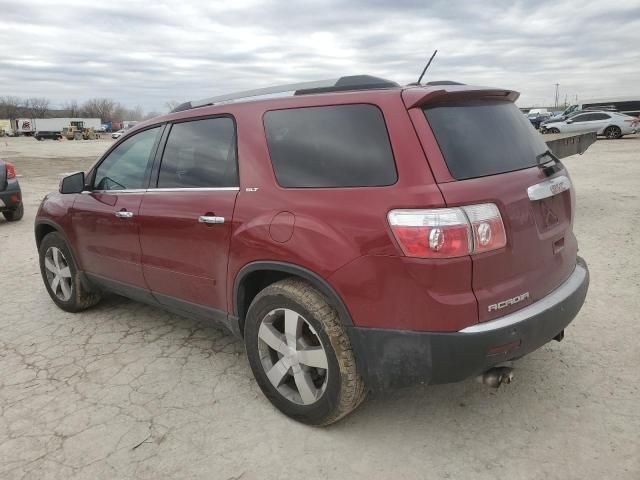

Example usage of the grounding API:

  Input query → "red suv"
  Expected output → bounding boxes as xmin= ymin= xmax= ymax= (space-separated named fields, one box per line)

xmin=35 ymin=76 xmax=589 ymax=425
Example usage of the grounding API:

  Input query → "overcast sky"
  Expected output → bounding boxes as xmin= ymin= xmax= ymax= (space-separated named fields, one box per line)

xmin=1 ymin=0 xmax=639 ymax=112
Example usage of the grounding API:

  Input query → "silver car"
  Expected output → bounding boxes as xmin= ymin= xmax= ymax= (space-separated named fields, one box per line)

xmin=542 ymin=111 xmax=638 ymax=139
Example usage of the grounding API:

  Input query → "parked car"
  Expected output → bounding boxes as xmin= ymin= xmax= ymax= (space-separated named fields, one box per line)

xmin=0 ymin=159 xmax=24 ymax=222
xmin=35 ymin=76 xmax=590 ymax=425
xmin=528 ymin=112 xmax=552 ymax=129
xmin=111 ymin=129 xmax=125 ymax=139
xmin=541 ymin=111 xmax=638 ymax=138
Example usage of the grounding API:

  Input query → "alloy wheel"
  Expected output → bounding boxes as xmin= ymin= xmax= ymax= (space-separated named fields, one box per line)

xmin=257 ymin=308 xmax=329 ymax=405
xmin=44 ymin=246 xmax=73 ymax=301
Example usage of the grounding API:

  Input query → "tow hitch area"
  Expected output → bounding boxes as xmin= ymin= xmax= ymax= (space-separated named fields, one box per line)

xmin=477 ymin=366 xmax=514 ymax=388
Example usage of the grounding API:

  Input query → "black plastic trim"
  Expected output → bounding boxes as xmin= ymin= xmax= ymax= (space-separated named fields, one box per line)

xmin=349 ymin=257 xmax=589 ymax=391
xmin=84 ymin=272 xmax=239 ymax=336
xmin=233 ymin=261 xmax=355 ymax=329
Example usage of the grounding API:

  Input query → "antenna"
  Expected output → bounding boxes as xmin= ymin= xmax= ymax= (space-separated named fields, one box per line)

xmin=416 ymin=50 xmax=438 ymax=85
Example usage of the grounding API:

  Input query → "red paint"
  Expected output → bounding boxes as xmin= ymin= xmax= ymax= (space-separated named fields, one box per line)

xmin=36 ymin=83 xmax=578 ymax=333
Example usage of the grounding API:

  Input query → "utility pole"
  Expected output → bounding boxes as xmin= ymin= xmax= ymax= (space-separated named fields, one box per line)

xmin=554 ymin=83 xmax=560 ymax=109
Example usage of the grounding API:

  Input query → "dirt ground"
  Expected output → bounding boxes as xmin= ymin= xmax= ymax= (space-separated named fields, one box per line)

xmin=0 ymin=135 xmax=638 ymax=480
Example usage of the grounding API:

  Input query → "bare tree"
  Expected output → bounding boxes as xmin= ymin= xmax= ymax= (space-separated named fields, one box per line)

xmin=82 ymin=98 xmax=116 ymax=122
xmin=0 ymin=96 xmax=23 ymax=120
xmin=26 ymin=97 xmax=50 ymax=118
xmin=63 ymin=100 xmax=80 ymax=117
xmin=165 ymin=100 xmax=181 ymax=112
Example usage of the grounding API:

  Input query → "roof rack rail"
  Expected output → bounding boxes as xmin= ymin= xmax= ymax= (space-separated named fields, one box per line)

xmin=425 ymin=80 xmax=466 ymax=86
xmin=172 ymin=75 xmax=399 ymax=112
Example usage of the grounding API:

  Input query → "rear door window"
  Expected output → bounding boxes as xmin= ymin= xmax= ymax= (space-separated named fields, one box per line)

xmin=157 ymin=117 xmax=237 ymax=188
xmin=264 ymin=104 xmax=397 ymax=187
xmin=423 ymin=101 xmax=548 ymax=180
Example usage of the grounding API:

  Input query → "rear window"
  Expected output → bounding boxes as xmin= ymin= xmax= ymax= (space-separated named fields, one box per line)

xmin=424 ymin=101 xmax=548 ymax=180
xmin=264 ymin=104 xmax=397 ymax=188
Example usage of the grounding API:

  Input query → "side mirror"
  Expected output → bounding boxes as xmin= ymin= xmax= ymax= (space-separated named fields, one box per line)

xmin=59 ymin=171 xmax=86 ymax=194
xmin=566 ymin=120 xmax=573 ymax=124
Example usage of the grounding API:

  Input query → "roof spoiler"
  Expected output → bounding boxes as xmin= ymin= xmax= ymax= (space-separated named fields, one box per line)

xmin=402 ymin=86 xmax=520 ymax=109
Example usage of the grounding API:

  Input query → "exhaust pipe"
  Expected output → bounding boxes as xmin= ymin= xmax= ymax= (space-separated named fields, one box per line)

xmin=477 ymin=366 xmax=514 ymax=388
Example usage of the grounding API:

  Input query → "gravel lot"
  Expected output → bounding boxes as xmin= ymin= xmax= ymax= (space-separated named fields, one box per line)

xmin=0 ymin=135 xmax=638 ymax=480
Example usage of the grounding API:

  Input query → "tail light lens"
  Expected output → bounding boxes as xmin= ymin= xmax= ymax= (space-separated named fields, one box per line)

xmin=388 ymin=203 xmax=506 ymax=258
xmin=462 ymin=203 xmax=507 ymax=254
xmin=5 ymin=162 xmax=16 ymax=179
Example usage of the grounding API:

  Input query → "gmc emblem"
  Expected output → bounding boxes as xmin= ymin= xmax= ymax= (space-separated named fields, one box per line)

xmin=488 ymin=292 xmax=530 ymax=312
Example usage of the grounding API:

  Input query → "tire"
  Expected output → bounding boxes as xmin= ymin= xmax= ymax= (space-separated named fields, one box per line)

xmin=604 ymin=126 xmax=622 ymax=139
xmin=244 ymin=278 xmax=366 ymax=425
xmin=38 ymin=232 xmax=101 ymax=312
xmin=548 ymin=127 xmax=560 ymax=134
xmin=2 ymin=203 xmax=24 ymax=222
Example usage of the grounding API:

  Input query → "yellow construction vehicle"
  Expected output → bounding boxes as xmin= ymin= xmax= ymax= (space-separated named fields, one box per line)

xmin=63 ymin=121 xmax=97 ymax=140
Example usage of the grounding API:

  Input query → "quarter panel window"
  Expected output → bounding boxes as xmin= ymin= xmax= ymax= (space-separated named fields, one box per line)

xmin=264 ymin=104 xmax=397 ymax=188
xmin=157 ymin=117 xmax=238 ymax=188
xmin=94 ymin=127 xmax=161 ymax=190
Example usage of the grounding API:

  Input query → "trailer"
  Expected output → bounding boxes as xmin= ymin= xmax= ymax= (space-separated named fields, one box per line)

xmin=0 ymin=119 xmax=13 ymax=137
xmin=13 ymin=118 xmax=101 ymax=136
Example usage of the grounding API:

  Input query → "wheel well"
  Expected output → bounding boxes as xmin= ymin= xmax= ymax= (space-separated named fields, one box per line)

xmin=35 ymin=223 xmax=57 ymax=248
xmin=234 ymin=263 xmax=354 ymax=336
xmin=236 ymin=270 xmax=292 ymax=331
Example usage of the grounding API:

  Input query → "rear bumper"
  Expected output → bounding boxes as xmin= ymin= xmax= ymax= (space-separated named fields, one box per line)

xmin=0 ymin=179 xmax=22 ymax=210
xmin=349 ymin=257 xmax=589 ymax=391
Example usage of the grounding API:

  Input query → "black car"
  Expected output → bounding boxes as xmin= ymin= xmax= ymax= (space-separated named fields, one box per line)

xmin=0 ymin=159 xmax=24 ymax=221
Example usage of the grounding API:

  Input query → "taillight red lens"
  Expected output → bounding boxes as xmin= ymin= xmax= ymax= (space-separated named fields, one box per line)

xmin=5 ymin=162 xmax=16 ymax=179
xmin=388 ymin=203 xmax=506 ymax=258
xmin=388 ymin=208 xmax=471 ymax=258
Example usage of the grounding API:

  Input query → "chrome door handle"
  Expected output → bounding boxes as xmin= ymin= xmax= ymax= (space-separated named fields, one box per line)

xmin=198 ymin=215 xmax=225 ymax=224
xmin=115 ymin=210 xmax=134 ymax=219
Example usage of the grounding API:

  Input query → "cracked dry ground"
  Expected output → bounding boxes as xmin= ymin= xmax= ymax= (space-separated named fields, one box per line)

xmin=0 ymin=136 xmax=638 ymax=480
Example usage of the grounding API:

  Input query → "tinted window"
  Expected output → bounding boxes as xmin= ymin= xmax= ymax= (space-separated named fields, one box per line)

xmin=570 ymin=114 xmax=590 ymax=122
xmin=424 ymin=101 xmax=547 ymax=180
xmin=264 ymin=104 xmax=397 ymax=188
xmin=94 ymin=127 xmax=160 ymax=190
xmin=158 ymin=117 xmax=237 ymax=188
xmin=590 ymin=113 xmax=610 ymax=120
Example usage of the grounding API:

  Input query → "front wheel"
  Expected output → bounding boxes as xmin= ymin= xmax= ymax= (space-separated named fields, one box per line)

xmin=244 ymin=279 xmax=366 ymax=425
xmin=547 ymin=127 xmax=560 ymax=134
xmin=38 ymin=232 xmax=101 ymax=312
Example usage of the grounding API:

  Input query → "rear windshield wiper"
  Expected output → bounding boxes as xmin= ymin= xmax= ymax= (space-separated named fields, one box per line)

xmin=536 ymin=150 xmax=562 ymax=176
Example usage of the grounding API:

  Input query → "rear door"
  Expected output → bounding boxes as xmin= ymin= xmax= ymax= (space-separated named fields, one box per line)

xmin=411 ymin=98 xmax=577 ymax=322
xmin=138 ymin=116 xmax=239 ymax=315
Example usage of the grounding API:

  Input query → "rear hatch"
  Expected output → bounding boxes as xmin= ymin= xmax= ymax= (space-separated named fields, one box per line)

xmin=407 ymin=90 xmax=577 ymax=322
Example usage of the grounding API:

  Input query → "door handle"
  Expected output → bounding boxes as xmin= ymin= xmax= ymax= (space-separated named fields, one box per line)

xmin=198 ymin=215 xmax=225 ymax=224
xmin=115 ymin=210 xmax=134 ymax=219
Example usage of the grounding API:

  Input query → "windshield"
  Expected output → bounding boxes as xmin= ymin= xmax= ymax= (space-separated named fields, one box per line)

xmin=424 ymin=100 xmax=548 ymax=180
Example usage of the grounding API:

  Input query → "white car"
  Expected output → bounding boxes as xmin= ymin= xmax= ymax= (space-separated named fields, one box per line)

xmin=111 ymin=129 xmax=125 ymax=139
xmin=542 ymin=111 xmax=638 ymax=139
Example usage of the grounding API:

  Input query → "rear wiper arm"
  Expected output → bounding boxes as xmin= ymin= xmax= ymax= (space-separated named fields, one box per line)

xmin=536 ymin=149 xmax=560 ymax=167
xmin=536 ymin=150 xmax=562 ymax=176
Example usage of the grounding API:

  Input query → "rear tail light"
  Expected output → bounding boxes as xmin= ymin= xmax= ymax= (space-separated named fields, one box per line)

xmin=5 ymin=162 xmax=16 ymax=179
xmin=388 ymin=203 xmax=507 ymax=258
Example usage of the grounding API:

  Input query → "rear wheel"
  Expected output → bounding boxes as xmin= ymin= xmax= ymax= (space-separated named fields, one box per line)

xmin=2 ymin=203 xmax=23 ymax=222
xmin=604 ymin=126 xmax=622 ymax=139
xmin=38 ymin=232 xmax=101 ymax=312
xmin=244 ymin=278 xmax=366 ymax=425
